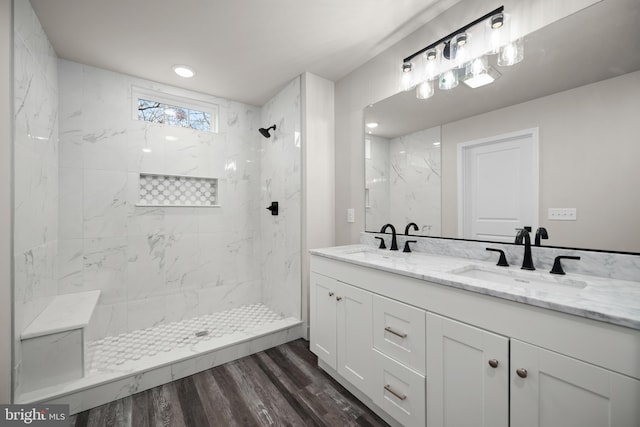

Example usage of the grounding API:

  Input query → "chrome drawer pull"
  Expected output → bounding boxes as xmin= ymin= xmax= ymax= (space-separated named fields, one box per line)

xmin=384 ymin=326 xmax=407 ymax=338
xmin=384 ymin=384 xmax=407 ymax=400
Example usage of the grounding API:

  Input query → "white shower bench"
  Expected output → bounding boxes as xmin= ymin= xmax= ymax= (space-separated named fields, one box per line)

xmin=20 ymin=290 xmax=100 ymax=393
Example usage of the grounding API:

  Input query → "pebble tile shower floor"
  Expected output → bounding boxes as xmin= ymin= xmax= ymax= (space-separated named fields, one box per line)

xmin=87 ymin=303 xmax=283 ymax=372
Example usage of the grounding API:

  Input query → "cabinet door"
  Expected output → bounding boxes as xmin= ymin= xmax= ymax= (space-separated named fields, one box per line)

xmin=511 ymin=340 xmax=640 ymax=427
xmin=426 ymin=313 xmax=509 ymax=427
xmin=336 ymin=282 xmax=374 ymax=397
xmin=309 ymin=272 xmax=338 ymax=369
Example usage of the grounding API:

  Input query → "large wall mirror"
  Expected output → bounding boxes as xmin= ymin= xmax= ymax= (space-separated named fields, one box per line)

xmin=364 ymin=0 xmax=640 ymax=253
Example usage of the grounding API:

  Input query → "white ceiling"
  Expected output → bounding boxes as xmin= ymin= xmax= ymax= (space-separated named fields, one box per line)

xmin=29 ymin=0 xmax=456 ymax=106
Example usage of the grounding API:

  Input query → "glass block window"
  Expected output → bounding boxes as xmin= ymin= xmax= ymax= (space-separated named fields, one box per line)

xmin=133 ymin=87 xmax=218 ymax=132
xmin=138 ymin=174 xmax=218 ymax=207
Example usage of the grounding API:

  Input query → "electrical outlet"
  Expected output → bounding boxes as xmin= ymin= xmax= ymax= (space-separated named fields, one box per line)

xmin=347 ymin=208 xmax=355 ymax=223
xmin=548 ymin=208 xmax=577 ymax=221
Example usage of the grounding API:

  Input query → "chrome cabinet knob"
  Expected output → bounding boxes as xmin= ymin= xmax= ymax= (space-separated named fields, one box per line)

xmin=336 ymin=296 xmax=342 ymax=301
xmin=328 ymin=292 xmax=334 ymax=297
xmin=488 ymin=359 xmax=499 ymax=368
xmin=516 ymin=368 xmax=528 ymax=378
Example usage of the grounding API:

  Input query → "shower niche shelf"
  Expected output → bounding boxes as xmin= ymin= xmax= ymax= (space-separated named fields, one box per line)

xmin=136 ymin=173 xmax=219 ymax=207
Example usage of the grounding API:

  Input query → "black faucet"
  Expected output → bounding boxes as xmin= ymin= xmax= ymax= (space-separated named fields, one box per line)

xmin=535 ymin=227 xmax=548 ymax=246
xmin=550 ymin=255 xmax=581 ymax=275
xmin=403 ymin=240 xmax=417 ymax=253
xmin=380 ymin=224 xmax=398 ymax=251
xmin=404 ymin=222 xmax=419 ymax=235
xmin=514 ymin=228 xmax=535 ymax=270
xmin=486 ymin=248 xmax=509 ymax=267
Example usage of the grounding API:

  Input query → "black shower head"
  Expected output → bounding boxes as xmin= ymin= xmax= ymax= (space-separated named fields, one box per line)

xmin=259 ymin=124 xmax=276 ymax=138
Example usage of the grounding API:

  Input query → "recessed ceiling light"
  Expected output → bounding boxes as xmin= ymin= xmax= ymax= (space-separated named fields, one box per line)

xmin=172 ymin=64 xmax=195 ymax=78
xmin=366 ymin=122 xmax=379 ymax=129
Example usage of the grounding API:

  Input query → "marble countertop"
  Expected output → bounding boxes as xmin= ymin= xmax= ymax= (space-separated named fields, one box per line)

xmin=310 ymin=245 xmax=640 ymax=330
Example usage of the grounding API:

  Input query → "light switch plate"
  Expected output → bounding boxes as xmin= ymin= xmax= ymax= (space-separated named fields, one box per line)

xmin=548 ymin=208 xmax=577 ymax=221
xmin=347 ymin=208 xmax=355 ymax=223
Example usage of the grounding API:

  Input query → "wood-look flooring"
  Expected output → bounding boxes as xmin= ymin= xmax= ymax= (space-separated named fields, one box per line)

xmin=70 ymin=339 xmax=389 ymax=427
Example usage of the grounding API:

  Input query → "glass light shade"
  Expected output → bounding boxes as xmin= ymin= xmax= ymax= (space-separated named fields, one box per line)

xmin=453 ymin=33 xmax=469 ymax=68
xmin=424 ymin=48 xmax=439 ymax=81
xmin=498 ymin=38 xmax=524 ymax=66
xmin=439 ymin=69 xmax=459 ymax=90
xmin=401 ymin=62 xmax=414 ymax=91
xmin=463 ymin=57 xmax=501 ymax=88
xmin=401 ymin=70 xmax=414 ymax=91
xmin=416 ymin=80 xmax=435 ymax=99
xmin=486 ymin=13 xmax=510 ymax=53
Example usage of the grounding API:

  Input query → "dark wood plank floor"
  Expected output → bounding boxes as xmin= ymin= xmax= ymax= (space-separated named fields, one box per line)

xmin=71 ymin=339 xmax=390 ymax=427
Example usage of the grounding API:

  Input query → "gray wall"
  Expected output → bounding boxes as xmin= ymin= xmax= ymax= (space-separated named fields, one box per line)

xmin=441 ymin=71 xmax=640 ymax=252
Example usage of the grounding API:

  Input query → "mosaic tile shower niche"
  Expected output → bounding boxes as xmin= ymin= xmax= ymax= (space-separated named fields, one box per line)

xmin=138 ymin=173 xmax=219 ymax=207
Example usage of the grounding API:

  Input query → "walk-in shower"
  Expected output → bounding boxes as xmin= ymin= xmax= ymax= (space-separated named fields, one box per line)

xmin=12 ymin=0 xmax=302 ymax=413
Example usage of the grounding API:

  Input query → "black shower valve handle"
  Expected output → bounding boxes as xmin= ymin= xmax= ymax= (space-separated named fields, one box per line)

xmin=266 ymin=201 xmax=279 ymax=215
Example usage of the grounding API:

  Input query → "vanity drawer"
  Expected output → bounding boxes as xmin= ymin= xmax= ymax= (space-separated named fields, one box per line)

xmin=373 ymin=294 xmax=426 ymax=374
xmin=372 ymin=348 xmax=425 ymax=427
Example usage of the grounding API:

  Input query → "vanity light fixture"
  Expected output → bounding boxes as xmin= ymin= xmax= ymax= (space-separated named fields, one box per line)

xmin=172 ymin=64 xmax=195 ymax=78
xmin=366 ymin=122 xmax=379 ymax=129
xmin=401 ymin=6 xmax=519 ymax=99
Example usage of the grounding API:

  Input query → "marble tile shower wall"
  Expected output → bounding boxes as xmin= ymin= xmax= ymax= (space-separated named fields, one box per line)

xmin=389 ymin=127 xmax=441 ymax=237
xmin=364 ymin=128 xmax=441 ymax=236
xmin=260 ymin=78 xmax=302 ymax=319
xmin=58 ymin=59 xmax=266 ymax=339
xmin=365 ymin=135 xmax=390 ymax=232
xmin=13 ymin=0 xmax=60 ymax=394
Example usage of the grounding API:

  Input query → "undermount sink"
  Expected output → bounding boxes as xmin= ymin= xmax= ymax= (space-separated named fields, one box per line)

xmin=451 ymin=265 xmax=588 ymax=291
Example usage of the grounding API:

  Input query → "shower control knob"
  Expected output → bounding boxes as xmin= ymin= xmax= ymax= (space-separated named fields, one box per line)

xmin=266 ymin=201 xmax=279 ymax=215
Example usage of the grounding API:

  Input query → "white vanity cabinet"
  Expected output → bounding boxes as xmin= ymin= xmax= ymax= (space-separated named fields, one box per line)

xmin=309 ymin=272 xmax=374 ymax=397
xmin=309 ymin=252 xmax=640 ymax=427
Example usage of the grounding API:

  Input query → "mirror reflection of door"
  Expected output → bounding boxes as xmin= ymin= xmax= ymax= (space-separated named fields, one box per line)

xmin=457 ymin=128 xmax=539 ymax=242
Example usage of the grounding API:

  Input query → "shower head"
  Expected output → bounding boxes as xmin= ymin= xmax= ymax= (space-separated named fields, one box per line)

xmin=259 ymin=124 xmax=276 ymax=138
